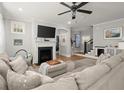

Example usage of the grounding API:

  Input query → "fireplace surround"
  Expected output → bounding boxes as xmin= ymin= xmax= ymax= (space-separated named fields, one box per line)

xmin=33 ymin=41 xmax=56 ymax=64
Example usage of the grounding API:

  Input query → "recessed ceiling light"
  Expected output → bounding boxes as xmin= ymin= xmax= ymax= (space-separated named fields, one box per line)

xmin=18 ymin=8 xmax=23 ymax=11
xmin=67 ymin=21 xmax=71 ymax=25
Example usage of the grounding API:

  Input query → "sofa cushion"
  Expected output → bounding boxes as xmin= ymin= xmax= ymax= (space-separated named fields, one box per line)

xmin=75 ymin=63 xmax=111 ymax=90
xmin=102 ymin=55 xmax=122 ymax=69
xmin=99 ymin=62 xmax=124 ymax=90
xmin=66 ymin=61 xmax=75 ymax=72
xmin=117 ymin=51 xmax=124 ymax=61
xmin=53 ymin=58 xmax=96 ymax=80
xmin=33 ymin=77 xmax=78 ymax=90
xmin=88 ymin=62 xmax=124 ymax=90
xmin=0 ymin=53 xmax=10 ymax=64
xmin=26 ymin=71 xmax=54 ymax=84
xmin=0 ymin=75 xmax=7 ymax=90
xmin=0 ymin=60 xmax=11 ymax=79
xmin=9 ymin=56 xmax=28 ymax=74
xmin=74 ymin=58 xmax=96 ymax=68
xmin=7 ymin=70 xmax=41 ymax=90
xmin=47 ymin=62 xmax=67 ymax=73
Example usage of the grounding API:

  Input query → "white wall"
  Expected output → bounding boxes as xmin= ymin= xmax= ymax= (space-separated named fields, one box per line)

xmin=5 ymin=19 xmax=32 ymax=56
xmin=93 ymin=18 xmax=124 ymax=48
xmin=57 ymin=28 xmax=71 ymax=57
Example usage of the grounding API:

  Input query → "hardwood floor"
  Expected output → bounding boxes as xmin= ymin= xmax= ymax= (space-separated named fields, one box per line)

xmin=33 ymin=54 xmax=85 ymax=67
xmin=56 ymin=55 xmax=85 ymax=62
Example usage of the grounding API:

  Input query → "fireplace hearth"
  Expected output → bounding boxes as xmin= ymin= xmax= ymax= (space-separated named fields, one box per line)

xmin=38 ymin=47 xmax=53 ymax=65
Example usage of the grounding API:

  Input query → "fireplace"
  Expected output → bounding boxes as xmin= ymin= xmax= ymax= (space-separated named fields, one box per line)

xmin=97 ymin=48 xmax=104 ymax=57
xmin=38 ymin=47 xmax=53 ymax=65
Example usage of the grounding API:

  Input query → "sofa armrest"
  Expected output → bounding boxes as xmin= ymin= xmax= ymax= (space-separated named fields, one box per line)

xmin=47 ymin=62 xmax=67 ymax=73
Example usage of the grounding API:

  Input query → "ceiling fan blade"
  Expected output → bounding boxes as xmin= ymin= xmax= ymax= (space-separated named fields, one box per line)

xmin=60 ymin=2 xmax=71 ymax=9
xmin=76 ymin=2 xmax=88 ymax=9
xmin=58 ymin=10 xmax=71 ymax=15
xmin=77 ymin=9 xmax=92 ymax=14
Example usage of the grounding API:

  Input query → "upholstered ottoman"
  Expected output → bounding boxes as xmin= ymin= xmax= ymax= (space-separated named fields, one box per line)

xmin=39 ymin=61 xmax=67 ymax=78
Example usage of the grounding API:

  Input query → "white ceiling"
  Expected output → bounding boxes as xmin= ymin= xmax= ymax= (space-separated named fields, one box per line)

xmin=2 ymin=2 xmax=124 ymax=30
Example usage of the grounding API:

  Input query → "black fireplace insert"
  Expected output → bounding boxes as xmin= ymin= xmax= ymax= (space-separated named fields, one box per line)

xmin=38 ymin=47 xmax=53 ymax=65
xmin=97 ymin=48 xmax=104 ymax=57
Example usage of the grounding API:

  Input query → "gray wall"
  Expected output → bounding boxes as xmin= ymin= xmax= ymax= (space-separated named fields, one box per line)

xmin=0 ymin=4 xmax=5 ymax=53
xmin=0 ymin=14 xmax=5 ymax=53
xmin=93 ymin=18 xmax=124 ymax=48
xmin=5 ymin=19 xmax=32 ymax=56
xmin=4 ymin=19 xmax=72 ymax=57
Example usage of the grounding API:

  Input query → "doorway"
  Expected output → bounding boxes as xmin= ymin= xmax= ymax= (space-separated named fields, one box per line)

xmin=56 ymin=29 xmax=71 ymax=57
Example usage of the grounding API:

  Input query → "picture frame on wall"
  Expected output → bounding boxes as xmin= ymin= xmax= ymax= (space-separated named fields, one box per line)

xmin=104 ymin=27 xmax=122 ymax=39
xmin=11 ymin=21 xmax=25 ymax=34
xmin=13 ymin=39 xmax=23 ymax=46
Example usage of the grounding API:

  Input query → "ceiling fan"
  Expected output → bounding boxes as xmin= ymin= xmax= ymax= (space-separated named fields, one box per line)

xmin=58 ymin=2 xmax=92 ymax=19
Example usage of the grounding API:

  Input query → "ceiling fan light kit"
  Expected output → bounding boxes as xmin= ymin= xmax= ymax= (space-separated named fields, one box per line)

xmin=58 ymin=2 xmax=92 ymax=19
xmin=72 ymin=11 xmax=76 ymax=19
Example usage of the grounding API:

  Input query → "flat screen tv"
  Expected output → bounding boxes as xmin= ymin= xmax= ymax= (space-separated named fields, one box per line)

xmin=37 ymin=25 xmax=56 ymax=38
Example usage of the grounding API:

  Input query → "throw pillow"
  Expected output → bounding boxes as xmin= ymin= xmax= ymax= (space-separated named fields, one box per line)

xmin=0 ymin=60 xmax=11 ymax=79
xmin=75 ymin=63 xmax=111 ymax=90
xmin=102 ymin=55 xmax=122 ymax=68
xmin=9 ymin=56 xmax=28 ymax=74
xmin=96 ymin=53 xmax=110 ymax=64
xmin=0 ymin=75 xmax=7 ymax=90
xmin=7 ymin=70 xmax=41 ymax=90
xmin=117 ymin=51 xmax=124 ymax=61
xmin=33 ymin=77 xmax=78 ymax=90
xmin=26 ymin=71 xmax=54 ymax=84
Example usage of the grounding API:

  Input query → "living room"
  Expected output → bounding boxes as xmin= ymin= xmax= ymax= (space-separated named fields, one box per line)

xmin=1 ymin=0 xmax=124 ymax=92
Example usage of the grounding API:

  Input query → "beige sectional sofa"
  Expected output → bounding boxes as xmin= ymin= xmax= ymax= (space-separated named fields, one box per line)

xmin=0 ymin=52 xmax=124 ymax=90
xmin=33 ymin=52 xmax=124 ymax=90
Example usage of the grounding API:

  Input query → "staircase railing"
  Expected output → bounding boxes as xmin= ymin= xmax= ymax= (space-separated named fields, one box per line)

xmin=84 ymin=39 xmax=93 ymax=54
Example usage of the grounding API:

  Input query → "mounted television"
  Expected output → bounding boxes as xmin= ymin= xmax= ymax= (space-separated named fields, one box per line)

xmin=37 ymin=25 xmax=56 ymax=38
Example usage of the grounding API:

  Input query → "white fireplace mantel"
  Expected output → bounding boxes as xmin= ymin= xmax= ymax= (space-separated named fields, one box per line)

xmin=94 ymin=46 xmax=119 ymax=56
xmin=33 ymin=41 xmax=56 ymax=64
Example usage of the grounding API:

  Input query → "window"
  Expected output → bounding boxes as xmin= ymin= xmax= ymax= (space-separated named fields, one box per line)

xmin=75 ymin=34 xmax=81 ymax=48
